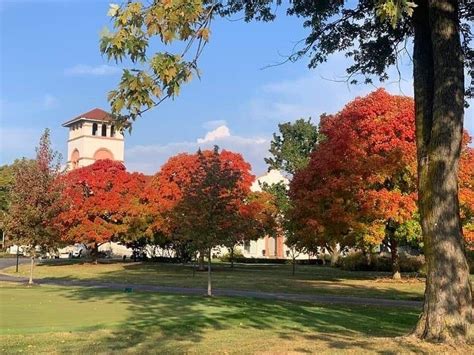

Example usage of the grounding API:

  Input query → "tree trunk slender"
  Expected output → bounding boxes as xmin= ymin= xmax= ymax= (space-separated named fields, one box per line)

xmin=412 ymin=0 xmax=472 ymax=342
xmin=198 ymin=251 xmax=205 ymax=271
xmin=328 ymin=242 xmax=340 ymax=267
xmin=292 ymin=255 xmax=296 ymax=276
xmin=390 ymin=236 xmax=401 ymax=280
xmin=207 ymin=249 xmax=212 ymax=297
xmin=230 ymin=247 xmax=234 ymax=269
xmin=28 ymin=256 xmax=34 ymax=285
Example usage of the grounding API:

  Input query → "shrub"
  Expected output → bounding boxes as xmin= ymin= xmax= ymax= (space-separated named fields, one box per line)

xmin=219 ymin=249 xmax=245 ymax=262
xmin=340 ymin=251 xmax=425 ymax=273
xmin=399 ymin=254 xmax=425 ymax=273
xmin=339 ymin=251 xmax=372 ymax=271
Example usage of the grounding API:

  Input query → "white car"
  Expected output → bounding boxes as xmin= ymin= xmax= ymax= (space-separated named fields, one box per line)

xmin=72 ymin=244 xmax=88 ymax=258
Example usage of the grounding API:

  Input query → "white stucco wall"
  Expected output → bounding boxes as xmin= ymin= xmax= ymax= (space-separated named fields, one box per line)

xmin=66 ymin=120 xmax=124 ymax=170
xmin=251 ymin=169 xmax=289 ymax=192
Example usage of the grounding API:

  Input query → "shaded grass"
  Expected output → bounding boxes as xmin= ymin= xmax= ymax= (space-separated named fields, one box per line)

xmin=4 ymin=261 xmax=426 ymax=300
xmin=0 ymin=284 xmax=469 ymax=354
xmin=0 ymin=283 xmax=424 ymax=354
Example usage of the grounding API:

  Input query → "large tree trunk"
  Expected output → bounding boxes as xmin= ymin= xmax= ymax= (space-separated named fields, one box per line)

xmin=28 ymin=256 xmax=34 ymax=285
xmin=207 ymin=249 xmax=212 ymax=297
xmin=412 ymin=0 xmax=472 ymax=342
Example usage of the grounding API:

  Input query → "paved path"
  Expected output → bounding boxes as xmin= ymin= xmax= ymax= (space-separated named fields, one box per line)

xmin=0 ymin=257 xmax=30 ymax=270
xmin=0 ymin=261 xmax=422 ymax=308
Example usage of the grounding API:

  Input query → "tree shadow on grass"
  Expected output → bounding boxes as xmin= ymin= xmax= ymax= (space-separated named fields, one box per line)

xmin=50 ymin=285 xmax=420 ymax=353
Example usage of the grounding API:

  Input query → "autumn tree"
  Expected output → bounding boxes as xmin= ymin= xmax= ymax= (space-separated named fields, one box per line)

xmin=101 ymin=0 xmax=473 ymax=341
xmin=4 ymin=129 xmax=63 ymax=284
xmin=223 ymin=190 xmax=278 ymax=268
xmin=57 ymin=160 xmax=146 ymax=260
xmin=290 ymin=90 xmax=420 ymax=274
xmin=149 ymin=148 xmax=254 ymax=270
xmin=172 ymin=146 xmax=253 ymax=296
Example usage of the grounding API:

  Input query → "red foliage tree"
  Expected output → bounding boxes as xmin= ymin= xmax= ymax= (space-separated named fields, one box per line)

xmin=290 ymin=89 xmax=418 ymax=274
xmin=57 ymin=160 xmax=146 ymax=259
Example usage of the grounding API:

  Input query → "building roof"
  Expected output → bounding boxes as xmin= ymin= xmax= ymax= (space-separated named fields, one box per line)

xmin=62 ymin=108 xmax=114 ymax=127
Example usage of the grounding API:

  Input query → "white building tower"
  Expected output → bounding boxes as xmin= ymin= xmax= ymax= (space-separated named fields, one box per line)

xmin=62 ymin=108 xmax=124 ymax=170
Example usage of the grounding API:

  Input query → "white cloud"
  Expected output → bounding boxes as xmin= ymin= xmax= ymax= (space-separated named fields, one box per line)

xmin=64 ymin=64 xmax=122 ymax=76
xmin=43 ymin=94 xmax=59 ymax=109
xmin=126 ymin=125 xmax=269 ymax=175
xmin=197 ymin=125 xmax=231 ymax=143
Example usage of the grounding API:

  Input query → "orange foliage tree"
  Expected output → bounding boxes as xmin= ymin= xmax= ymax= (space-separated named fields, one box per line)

xmin=291 ymin=89 xmax=473 ymax=274
xmin=290 ymin=90 xmax=418 ymax=274
xmin=148 ymin=147 xmax=256 ymax=264
xmin=56 ymin=159 xmax=147 ymax=259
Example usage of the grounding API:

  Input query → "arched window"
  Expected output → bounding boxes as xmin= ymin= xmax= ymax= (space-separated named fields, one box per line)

xmin=110 ymin=125 xmax=115 ymax=137
xmin=101 ymin=124 xmax=107 ymax=137
xmin=94 ymin=148 xmax=114 ymax=161
xmin=71 ymin=149 xmax=80 ymax=169
xmin=92 ymin=123 xmax=98 ymax=136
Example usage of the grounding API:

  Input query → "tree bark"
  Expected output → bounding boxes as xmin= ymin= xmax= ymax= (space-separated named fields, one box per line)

xmin=198 ymin=251 xmax=205 ymax=271
xmin=207 ymin=248 xmax=212 ymax=297
xmin=327 ymin=242 xmax=340 ymax=267
xmin=390 ymin=236 xmax=401 ymax=280
xmin=230 ymin=246 xmax=234 ymax=269
xmin=292 ymin=255 xmax=296 ymax=276
xmin=28 ymin=256 xmax=34 ymax=285
xmin=412 ymin=0 xmax=472 ymax=342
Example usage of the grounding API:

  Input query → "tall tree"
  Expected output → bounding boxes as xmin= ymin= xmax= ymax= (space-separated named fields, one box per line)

xmin=265 ymin=118 xmax=319 ymax=176
xmin=101 ymin=0 xmax=473 ymax=341
xmin=0 ymin=161 xmax=31 ymax=245
xmin=151 ymin=147 xmax=255 ymax=276
xmin=173 ymin=146 xmax=249 ymax=296
xmin=4 ymin=130 xmax=63 ymax=284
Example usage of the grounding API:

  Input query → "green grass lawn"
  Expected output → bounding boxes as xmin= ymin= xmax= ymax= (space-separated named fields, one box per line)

xmin=5 ymin=260 xmax=426 ymax=300
xmin=1 ymin=283 xmax=464 ymax=354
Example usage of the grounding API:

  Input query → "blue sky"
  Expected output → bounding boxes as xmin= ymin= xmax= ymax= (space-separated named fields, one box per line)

xmin=1 ymin=0 xmax=472 ymax=175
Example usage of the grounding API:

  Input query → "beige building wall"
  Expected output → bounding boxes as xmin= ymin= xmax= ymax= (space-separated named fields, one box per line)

xmin=64 ymin=113 xmax=124 ymax=170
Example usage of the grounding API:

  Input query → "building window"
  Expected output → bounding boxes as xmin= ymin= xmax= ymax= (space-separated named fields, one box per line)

xmin=110 ymin=125 xmax=115 ymax=137
xmin=262 ymin=249 xmax=266 ymax=256
xmin=71 ymin=149 xmax=80 ymax=169
xmin=286 ymin=250 xmax=290 ymax=257
xmin=101 ymin=124 xmax=107 ymax=137
xmin=92 ymin=123 xmax=98 ymax=136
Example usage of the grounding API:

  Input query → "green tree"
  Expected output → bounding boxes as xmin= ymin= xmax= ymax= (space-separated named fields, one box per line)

xmin=102 ymin=0 xmax=473 ymax=342
xmin=0 ymin=160 xmax=35 ymax=250
xmin=4 ymin=129 xmax=64 ymax=284
xmin=265 ymin=118 xmax=319 ymax=176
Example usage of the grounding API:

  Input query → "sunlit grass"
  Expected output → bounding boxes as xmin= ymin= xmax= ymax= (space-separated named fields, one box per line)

xmin=3 ymin=261 xmax=427 ymax=300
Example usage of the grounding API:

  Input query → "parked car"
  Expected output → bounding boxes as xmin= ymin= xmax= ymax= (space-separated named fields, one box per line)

xmin=72 ymin=244 xmax=88 ymax=258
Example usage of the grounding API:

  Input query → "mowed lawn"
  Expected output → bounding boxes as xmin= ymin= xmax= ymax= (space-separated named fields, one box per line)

xmin=5 ymin=261 xmax=426 ymax=300
xmin=0 ymin=283 xmax=465 ymax=354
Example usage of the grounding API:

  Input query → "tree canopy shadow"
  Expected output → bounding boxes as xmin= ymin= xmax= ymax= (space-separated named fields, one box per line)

xmin=48 ymin=285 xmax=420 ymax=353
